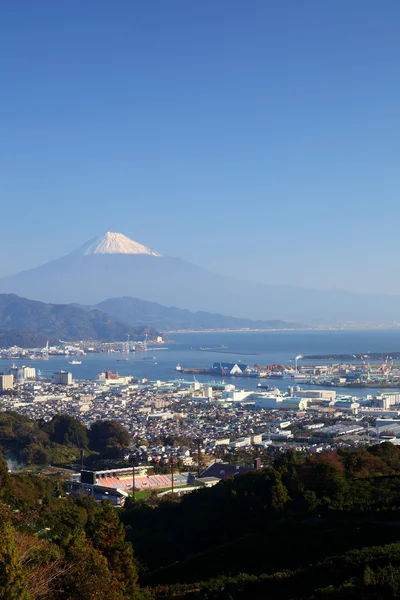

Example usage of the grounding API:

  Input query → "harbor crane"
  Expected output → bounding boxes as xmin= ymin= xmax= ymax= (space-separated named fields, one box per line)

xmin=384 ymin=358 xmax=395 ymax=381
xmin=381 ymin=355 xmax=390 ymax=374
xmin=360 ymin=354 xmax=371 ymax=380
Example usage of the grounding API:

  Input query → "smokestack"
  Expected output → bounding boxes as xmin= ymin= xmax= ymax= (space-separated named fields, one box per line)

xmin=254 ymin=457 xmax=261 ymax=471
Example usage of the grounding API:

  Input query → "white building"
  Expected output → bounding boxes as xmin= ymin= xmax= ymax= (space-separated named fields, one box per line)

xmin=230 ymin=436 xmax=251 ymax=449
xmin=23 ymin=366 xmax=36 ymax=380
xmin=222 ymin=389 xmax=253 ymax=402
xmin=210 ymin=438 xmax=230 ymax=447
xmin=253 ymin=393 xmax=308 ymax=411
xmin=0 ymin=374 xmax=14 ymax=391
xmin=251 ymin=434 xmax=263 ymax=444
xmin=295 ymin=390 xmax=336 ymax=401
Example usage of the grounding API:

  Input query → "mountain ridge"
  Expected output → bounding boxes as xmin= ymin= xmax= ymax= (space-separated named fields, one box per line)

xmin=0 ymin=294 xmax=158 ymax=345
xmin=95 ymin=296 xmax=303 ymax=331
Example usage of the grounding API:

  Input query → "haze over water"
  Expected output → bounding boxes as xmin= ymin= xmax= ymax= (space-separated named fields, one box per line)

xmin=8 ymin=330 xmax=400 ymax=397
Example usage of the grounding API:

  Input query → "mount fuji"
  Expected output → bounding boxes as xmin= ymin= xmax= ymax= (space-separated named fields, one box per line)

xmin=0 ymin=232 xmax=260 ymax=316
xmin=1 ymin=232 xmax=400 ymax=324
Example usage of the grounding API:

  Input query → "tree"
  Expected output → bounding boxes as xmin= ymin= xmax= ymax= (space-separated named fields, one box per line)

xmin=303 ymin=460 xmax=347 ymax=509
xmin=48 ymin=414 xmax=88 ymax=448
xmin=88 ymin=502 xmax=140 ymax=598
xmin=59 ymin=531 xmax=125 ymax=600
xmin=89 ymin=421 xmax=131 ymax=456
xmin=0 ymin=513 xmax=30 ymax=600
xmin=0 ymin=454 xmax=9 ymax=494
xmin=20 ymin=444 xmax=51 ymax=466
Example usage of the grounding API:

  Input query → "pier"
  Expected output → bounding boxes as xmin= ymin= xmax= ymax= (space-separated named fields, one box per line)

xmin=198 ymin=348 xmax=260 ymax=355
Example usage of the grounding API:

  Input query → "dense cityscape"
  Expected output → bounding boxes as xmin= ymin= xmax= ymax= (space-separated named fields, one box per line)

xmin=3 ymin=343 xmax=400 ymax=482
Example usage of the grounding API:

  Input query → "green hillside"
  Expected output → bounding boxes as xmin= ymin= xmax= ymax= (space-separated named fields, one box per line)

xmin=0 ymin=294 xmax=158 ymax=344
xmin=3 ymin=412 xmax=400 ymax=598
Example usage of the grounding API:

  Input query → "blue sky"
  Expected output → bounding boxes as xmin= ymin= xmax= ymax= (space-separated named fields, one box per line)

xmin=1 ymin=1 xmax=400 ymax=293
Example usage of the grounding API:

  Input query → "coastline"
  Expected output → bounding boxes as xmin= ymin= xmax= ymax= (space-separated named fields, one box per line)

xmin=167 ymin=326 xmax=400 ymax=334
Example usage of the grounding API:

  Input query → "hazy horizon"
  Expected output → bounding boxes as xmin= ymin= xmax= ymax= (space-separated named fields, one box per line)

xmin=2 ymin=2 xmax=400 ymax=297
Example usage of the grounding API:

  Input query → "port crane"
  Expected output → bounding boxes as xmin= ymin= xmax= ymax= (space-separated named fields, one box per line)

xmin=384 ymin=358 xmax=395 ymax=381
xmin=381 ymin=355 xmax=390 ymax=374
xmin=360 ymin=354 xmax=371 ymax=380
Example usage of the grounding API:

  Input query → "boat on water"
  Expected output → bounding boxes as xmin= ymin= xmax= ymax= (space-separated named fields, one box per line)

xmin=142 ymin=356 xmax=157 ymax=361
xmin=68 ymin=360 xmax=82 ymax=365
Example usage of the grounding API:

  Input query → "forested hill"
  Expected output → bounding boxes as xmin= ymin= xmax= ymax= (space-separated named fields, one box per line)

xmin=0 ymin=294 xmax=158 ymax=344
xmin=0 ymin=327 xmax=48 ymax=348
xmin=123 ymin=443 xmax=400 ymax=599
xmin=5 ymin=412 xmax=400 ymax=598
xmin=95 ymin=296 xmax=302 ymax=331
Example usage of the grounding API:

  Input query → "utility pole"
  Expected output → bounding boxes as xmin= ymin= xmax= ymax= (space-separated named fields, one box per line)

xmin=80 ymin=449 xmax=85 ymax=471
xmin=170 ymin=455 xmax=174 ymax=494
xmin=197 ymin=439 xmax=202 ymax=478
xmin=131 ymin=456 xmax=136 ymax=503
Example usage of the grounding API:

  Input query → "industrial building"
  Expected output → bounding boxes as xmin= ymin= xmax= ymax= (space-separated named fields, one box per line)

xmin=253 ymin=393 xmax=309 ymax=411
xmin=294 ymin=389 xmax=336 ymax=401
xmin=212 ymin=362 xmax=247 ymax=376
xmin=375 ymin=418 xmax=400 ymax=440
xmin=53 ymin=371 xmax=73 ymax=385
xmin=221 ymin=389 xmax=253 ymax=402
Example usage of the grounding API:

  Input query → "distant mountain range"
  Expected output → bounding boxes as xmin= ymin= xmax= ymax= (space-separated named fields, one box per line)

xmin=1 ymin=231 xmax=399 ymax=324
xmin=0 ymin=294 xmax=300 ymax=348
xmin=95 ymin=297 xmax=302 ymax=331
xmin=0 ymin=294 xmax=157 ymax=346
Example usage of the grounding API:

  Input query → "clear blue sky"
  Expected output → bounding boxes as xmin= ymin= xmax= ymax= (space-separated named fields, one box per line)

xmin=1 ymin=1 xmax=400 ymax=293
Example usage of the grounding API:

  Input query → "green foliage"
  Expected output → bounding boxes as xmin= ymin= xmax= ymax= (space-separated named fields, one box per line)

xmin=118 ymin=443 xmax=400 ymax=598
xmin=47 ymin=414 xmax=88 ymax=448
xmin=7 ymin=422 xmax=400 ymax=600
xmin=0 ymin=411 xmax=122 ymax=466
xmin=0 ymin=466 xmax=142 ymax=600
xmin=60 ymin=531 xmax=126 ymax=600
xmin=89 ymin=420 xmax=131 ymax=456
xmin=88 ymin=502 xmax=140 ymax=597
xmin=0 ymin=453 xmax=9 ymax=493
xmin=0 ymin=514 xmax=30 ymax=600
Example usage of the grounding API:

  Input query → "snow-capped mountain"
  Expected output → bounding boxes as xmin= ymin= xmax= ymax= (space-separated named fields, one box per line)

xmin=1 ymin=232 xmax=400 ymax=323
xmin=76 ymin=232 xmax=162 ymax=257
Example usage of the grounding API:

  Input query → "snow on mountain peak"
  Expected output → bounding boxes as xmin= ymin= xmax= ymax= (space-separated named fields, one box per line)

xmin=78 ymin=232 xmax=162 ymax=256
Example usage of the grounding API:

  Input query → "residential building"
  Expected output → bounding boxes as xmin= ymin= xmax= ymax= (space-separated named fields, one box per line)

xmin=0 ymin=374 xmax=14 ymax=391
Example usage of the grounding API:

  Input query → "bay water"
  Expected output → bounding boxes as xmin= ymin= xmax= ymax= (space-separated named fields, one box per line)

xmin=5 ymin=329 xmax=400 ymax=397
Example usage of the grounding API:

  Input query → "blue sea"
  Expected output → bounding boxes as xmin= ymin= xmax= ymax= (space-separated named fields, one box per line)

xmin=5 ymin=329 xmax=400 ymax=397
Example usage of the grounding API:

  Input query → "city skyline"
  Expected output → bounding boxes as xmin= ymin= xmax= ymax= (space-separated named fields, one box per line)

xmin=2 ymin=1 xmax=400 ymax=295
